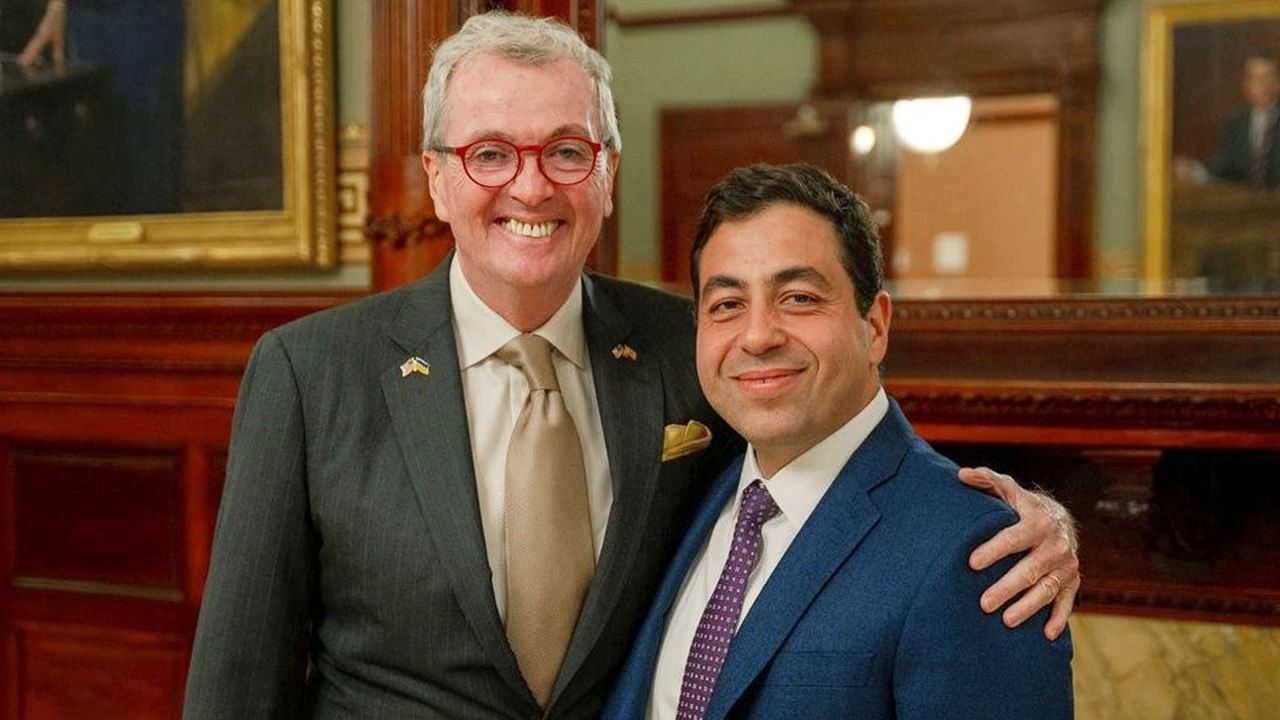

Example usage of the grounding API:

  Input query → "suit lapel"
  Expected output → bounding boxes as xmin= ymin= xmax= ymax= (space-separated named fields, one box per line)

xmin=704 ymin=403 xmax=916 ymax=720
xmin=621 ymin=457 xmax=744 ymax=707
xmin=553 ymin=274 xmax=668 ymax=701
xmin=379 ymin=260 xmax=529 ymax=698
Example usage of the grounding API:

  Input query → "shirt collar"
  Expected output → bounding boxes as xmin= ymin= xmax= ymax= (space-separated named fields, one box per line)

xmin=449 ymin=257 xmax=587 ymax=370
xmin=739 ymin=387 xmax=890 ymax=526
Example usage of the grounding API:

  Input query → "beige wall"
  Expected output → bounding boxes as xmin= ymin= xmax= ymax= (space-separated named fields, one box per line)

xmin=893 ymin=96 xmax=1058 ymax=283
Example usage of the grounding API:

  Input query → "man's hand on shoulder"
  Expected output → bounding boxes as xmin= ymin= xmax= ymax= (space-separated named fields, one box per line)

xmin=959 ymin=467 xmax=1080 ymax=641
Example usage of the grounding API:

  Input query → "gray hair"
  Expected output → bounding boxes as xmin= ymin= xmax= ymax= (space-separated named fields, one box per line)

xmin=421 ymin=11 xmax=621 ymax=155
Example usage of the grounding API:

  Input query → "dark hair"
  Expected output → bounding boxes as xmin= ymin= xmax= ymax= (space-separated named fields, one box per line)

xmin=689 ymin=163 xmax=883 ymax=316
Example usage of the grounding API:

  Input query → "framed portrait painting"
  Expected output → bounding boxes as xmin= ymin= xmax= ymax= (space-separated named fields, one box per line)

xmin=1143 ymin=0 xmax=1280 ymax=289
xmin=0 ymin=0 xmax=335 ymax=271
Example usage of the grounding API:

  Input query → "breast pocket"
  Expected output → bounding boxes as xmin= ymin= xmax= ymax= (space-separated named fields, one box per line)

xmin=744 ymin=651 xmax=888 ymax=719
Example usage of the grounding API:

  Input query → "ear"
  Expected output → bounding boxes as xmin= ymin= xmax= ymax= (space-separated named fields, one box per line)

xmin=865 ymin=290 xmax=892 ymax=366
xmin=422 ymin=151 xmax=451 ymax=223
xmin=601 ymin=151 xmax=620 ymax=218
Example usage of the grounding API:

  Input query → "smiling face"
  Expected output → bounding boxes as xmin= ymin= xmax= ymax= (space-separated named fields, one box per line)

xmin=695 ymin=203 xmax=891 ymax=478
xmin=423 ymin=52 xmax=617 ymax=329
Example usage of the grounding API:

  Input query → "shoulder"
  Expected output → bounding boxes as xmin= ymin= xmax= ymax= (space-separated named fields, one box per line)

xmin=266 ymin=278 xmax=432 ymax=357
xmin=584 ymin=273 xmax=696 ymax=349
xmin=872 ymin=430 xmax=1017 ymax=547
xmin=247 ymin=278 xmax=436 ymax=384
xmin=586 ymin=273 xmax=694 ymax=319
xmin=1224 ymin=108 xmax=1254 ymax=133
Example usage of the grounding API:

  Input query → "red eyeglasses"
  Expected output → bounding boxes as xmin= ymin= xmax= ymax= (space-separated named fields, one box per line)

xmin=433 ymin=136 xmax=603 ymax=188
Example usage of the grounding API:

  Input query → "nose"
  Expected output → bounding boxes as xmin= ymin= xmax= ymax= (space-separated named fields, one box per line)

xmin=506 ymin=151 xmax=556 ymax=206
xmin=738 ymin=304 xmax=787 ymax=356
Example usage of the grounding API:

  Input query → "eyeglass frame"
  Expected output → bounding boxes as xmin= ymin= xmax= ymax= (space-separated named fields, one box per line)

xmin=431 ymin=136 xmax=605 ymax=188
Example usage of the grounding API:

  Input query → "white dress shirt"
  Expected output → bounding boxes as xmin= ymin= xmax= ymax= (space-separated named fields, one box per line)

xmin=449 ymin=258 xmax=613 ymax=620
xmin=645 ymin=388 xmax=890 ymax=720
xmin=1250 ymin=105 xmax=1277 ymax=152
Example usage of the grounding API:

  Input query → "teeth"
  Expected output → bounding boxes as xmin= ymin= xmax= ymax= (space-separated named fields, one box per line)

xmin=501 ymin=219 xmax=559 ymax=238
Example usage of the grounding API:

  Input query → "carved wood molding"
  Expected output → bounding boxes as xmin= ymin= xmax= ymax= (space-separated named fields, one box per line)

xmin=894 ymin=297 xmax=1280 ymax=330
xmin=607 ymin=4 xmax=792 ymax=28
xmin=885 ymin=296 xmax=1280 ymax=448
xmin=1081 ymin=583 xmax=1280 ymax=627
xmin=890 ymin=382 xmax=1280 ymax=433
xmin=0 ymin=357 xmax=249 ymax=375
xmin=364 ymin=214 xmax=451 ymax=250
xmin=797 ymin=0 xmax=1103 ymax=29
xmin=0 ymin=295 xmax=352 ymax=336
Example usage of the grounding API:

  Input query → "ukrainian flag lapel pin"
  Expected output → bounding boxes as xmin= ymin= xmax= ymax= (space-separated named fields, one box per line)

xmin=400 ymin=356 xmax=430 ymax=378
xmin=611 ymin=344 xmax=637 ymax=361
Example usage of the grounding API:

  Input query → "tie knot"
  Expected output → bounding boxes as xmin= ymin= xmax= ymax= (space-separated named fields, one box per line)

xmin=738 ymin=480 xmax=780 ymax=531
xmin=498 ymin=334 xmax=560 ymax=391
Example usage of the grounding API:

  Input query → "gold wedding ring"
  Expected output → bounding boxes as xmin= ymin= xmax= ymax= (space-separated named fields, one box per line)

xmin=1043 ymin=572 xmax=1064 ymax=597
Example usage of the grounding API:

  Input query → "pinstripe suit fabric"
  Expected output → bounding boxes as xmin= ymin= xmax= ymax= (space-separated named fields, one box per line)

xmin=183 ymin=260 xmax=740 ymax=719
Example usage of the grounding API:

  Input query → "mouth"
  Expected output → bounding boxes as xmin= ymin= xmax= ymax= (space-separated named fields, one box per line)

xmin=498 ymin=218 xmax=563 ymax=238
xmin=731 ymin=367 xmax=804 ymax=392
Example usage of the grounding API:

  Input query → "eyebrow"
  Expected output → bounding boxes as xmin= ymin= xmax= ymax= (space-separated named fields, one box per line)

xmin=700 ymin=275 xmax=745 ymax=296
xmin=771 ymin=266 xmax=833 ymax=291
xmin=460 ymin=124 xmax=594 ymax=145
xmin=699 ymin=265 xmax=833 ymax=297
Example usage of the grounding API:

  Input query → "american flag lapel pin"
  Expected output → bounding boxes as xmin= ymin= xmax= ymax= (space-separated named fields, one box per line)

xmin=400 ymin=356 xmax=430 ymax=377
xmin=611 ymin=344 xmax=637 ymax=361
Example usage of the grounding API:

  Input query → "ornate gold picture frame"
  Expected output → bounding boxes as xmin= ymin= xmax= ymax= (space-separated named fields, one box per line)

xmin=0 ymin=0 xmax=334 ymax=271
xmin=1143 ymin=0 xmax=1280 ymax=286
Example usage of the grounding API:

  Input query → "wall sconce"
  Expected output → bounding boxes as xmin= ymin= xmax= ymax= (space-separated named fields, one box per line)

xmin=891 ymin=96 xmax=972 ymax=153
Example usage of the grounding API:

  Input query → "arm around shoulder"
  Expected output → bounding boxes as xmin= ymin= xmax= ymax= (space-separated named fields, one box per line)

xmin=183 ymin=331 xmax=317 ymax=719
xmin=894 ymin=508 xmax=1074 ymax=720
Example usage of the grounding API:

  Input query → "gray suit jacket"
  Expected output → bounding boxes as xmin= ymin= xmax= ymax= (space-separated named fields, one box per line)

xmin=183 ymin=260 xmax=739 ymax=719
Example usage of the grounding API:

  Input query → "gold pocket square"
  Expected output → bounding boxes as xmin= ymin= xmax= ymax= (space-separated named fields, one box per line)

xmin=662 ymin=420 xmax=712 ymax=462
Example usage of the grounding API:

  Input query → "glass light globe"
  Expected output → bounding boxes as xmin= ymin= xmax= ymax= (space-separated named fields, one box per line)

xmin=850 ymin=125 xmax=878 ymax=156
xmin=891 ymin=96 xmax=972 ymax=154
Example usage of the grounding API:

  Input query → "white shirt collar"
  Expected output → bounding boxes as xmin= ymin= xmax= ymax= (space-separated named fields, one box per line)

xmin=449 ymin=256 xmax=587 ymax=369
xmin=739 ymin=387 xmax=890 ymax=526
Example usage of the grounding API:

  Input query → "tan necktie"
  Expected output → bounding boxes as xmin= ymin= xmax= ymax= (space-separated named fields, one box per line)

xmin=497 ymin=333 xmax=594 ymax=707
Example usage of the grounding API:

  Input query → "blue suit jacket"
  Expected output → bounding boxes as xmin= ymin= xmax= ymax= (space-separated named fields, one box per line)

xmin=604 ymin=400 xmax=1073 ymax=720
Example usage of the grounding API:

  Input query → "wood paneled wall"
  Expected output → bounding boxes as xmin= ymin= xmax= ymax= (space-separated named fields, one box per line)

xmin=0 ymin=295 xmax=348 ymax=718
xmin=888 ymin=296 xmax=1280 ymax=626
xmin=2 ymin=294 xmax=1278 ymax=718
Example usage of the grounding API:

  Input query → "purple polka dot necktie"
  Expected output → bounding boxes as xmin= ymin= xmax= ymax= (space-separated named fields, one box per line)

xmin=676 ymin=479 xmax=780 ymax=720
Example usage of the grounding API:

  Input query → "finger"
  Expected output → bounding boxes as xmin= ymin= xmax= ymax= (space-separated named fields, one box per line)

xmin=969 ymin=521 xmax=1037 ymax=571
xmin=958 ymin=466 xmax=996 ymax=490
xmin=958 ymin=466 xmax=998 ymax=492
xmin=959 ymin=466 xmax=1022 ymax=506
xmin=1043 ymin=582 xmax=1079 ymax=641
xmin=978 ymin=551 xmax=1043 ymax=613
xmin=1000 ymin=575 xmax=1059 ymax=628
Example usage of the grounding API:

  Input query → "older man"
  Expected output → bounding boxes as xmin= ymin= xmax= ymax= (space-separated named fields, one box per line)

xmin=605 ymin=164 xmax=1073 ymax=720
xmin=183 ymin=12 xmax=1077 ymax=720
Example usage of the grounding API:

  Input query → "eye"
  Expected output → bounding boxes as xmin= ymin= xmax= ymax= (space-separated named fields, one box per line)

xmin=704 ymin=297 xmax=745 ymax=316
xmin=465 ymin=142 xmax=515 ymax=167
xmin=544 ymin=139 xmax=594 ymax=166
xmin=781 ymin=292 xmax=819 ymax=306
